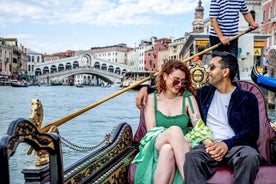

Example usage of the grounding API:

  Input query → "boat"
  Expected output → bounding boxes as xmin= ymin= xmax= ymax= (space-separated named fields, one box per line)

xmin=122 ymin=71 xmax=155 ymax=90
xmin=51 ymin=81 xmax=63 ymax=86
xmin=251 ymin=63 xmax=276 ymax=93
xmin=10 ymin=80 xmax=28 ymax=87
xmin=76 ymin=84 xmax=83 ymax=88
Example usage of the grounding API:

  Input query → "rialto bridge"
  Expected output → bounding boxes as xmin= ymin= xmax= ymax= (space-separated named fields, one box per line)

xmin=35 ymin=50 xmax=133 ymax=85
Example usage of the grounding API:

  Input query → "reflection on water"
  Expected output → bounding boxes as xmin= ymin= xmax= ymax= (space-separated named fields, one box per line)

xmin=0 ymin=85 xmax=140 ymax=183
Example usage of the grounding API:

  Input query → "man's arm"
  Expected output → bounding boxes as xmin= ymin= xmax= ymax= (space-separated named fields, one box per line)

xmin=210 ymin=18 xmax=229 ymax=45
xmin=243 ymin=13 xmax=258 ymax=29
xmin=223 ymin=92 xmax=259 ymax=150
xmin=136 ymin=85 xmax=156 ymax=110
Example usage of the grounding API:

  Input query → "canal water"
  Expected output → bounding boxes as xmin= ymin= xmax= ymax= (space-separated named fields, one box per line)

xmin=0 ymin=85 xmax=140 ymax=183
xmin=0 ymin=85 xmax=276 ymax=183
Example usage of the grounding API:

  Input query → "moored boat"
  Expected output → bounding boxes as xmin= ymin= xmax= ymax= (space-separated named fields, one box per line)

xmin=51 ymin=81 xmax=63 ymax=86
xmin=10 ymin=80 xmax=28 ymax=87
xmin=122 ymin=71 xmax=155 ymax=90
xmin=76 ymin=83 xmax=83 ymax=87
xmin=251 ymin=63 xmax=276 ymax=93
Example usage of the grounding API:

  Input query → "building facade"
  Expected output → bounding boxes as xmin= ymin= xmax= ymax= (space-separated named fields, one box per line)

xmin=26 ymin=49 xmax=43 ymax=81
xmin=144 ymin=37 xmax=171 ymax=71
xmin=90 ymin=44 xmax=132 ymax=65
xmin=0 ymin=38 xmax=28 ymax=81
xmin=261 ymin=0 xmax=276 ymax=50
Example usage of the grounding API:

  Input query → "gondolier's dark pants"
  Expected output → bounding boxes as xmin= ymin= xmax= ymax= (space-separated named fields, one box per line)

xmin=209 ymin=35 xmax=240 ymax=80
xmin=184 ymin=144 xmax=262 ymax=184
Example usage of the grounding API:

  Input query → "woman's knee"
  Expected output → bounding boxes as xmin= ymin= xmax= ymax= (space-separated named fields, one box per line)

xmin=160 ymin=144 xmax=174 ymax=155
xmin=159 ymin=144 xmax=175 ymax=161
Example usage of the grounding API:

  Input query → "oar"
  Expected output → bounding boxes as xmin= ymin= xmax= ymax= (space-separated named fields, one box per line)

xmin=40 ymin=28 xmax=255 ymax=132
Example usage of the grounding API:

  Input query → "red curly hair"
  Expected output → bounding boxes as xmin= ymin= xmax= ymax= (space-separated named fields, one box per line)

xmin=156 ymin=60 xmax=195 ymax=96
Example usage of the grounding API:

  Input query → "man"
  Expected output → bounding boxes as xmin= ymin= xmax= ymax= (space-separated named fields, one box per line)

xmin=209 ymin=0 xmax=258 ymax=56
xmin=209 ymin=0 xmax=258 ymax=79
xmin=136 ymin=51 xmax=262 ymax=183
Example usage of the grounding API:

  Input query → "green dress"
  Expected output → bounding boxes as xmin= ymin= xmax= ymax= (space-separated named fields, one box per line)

xmin=132 ymin=91 xmax=213 ymax=184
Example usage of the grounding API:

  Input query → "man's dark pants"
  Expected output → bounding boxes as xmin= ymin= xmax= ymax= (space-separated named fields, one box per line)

xmin=184 ymin=144 xmax=262 ymax=184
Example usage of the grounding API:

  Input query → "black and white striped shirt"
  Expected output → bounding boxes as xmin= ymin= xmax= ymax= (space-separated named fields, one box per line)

xmin=209 ymin=0 xmax=249 ymax=37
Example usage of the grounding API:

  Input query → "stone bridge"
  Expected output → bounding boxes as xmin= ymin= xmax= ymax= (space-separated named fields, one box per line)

xmin=37 ymin=67 xmax=123 ymax=84
xmin=34 ymin=50 xmax=133 ymax=85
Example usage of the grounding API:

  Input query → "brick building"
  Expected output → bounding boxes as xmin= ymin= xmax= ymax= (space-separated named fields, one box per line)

xmin=261 ymin=0 xmax=276 ymax=50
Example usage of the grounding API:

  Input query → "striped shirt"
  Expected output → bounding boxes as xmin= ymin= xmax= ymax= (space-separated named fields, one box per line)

xmin=209 ymin=0 xmax=249 ymax=37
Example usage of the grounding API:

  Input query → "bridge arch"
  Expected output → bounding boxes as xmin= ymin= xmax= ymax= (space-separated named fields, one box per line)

xmin=51 ymin=65 xmax=57 ymax=73
xmin=73 ymin=61 xmax=79 ymax=68
xmin=43 ymin=66 xmax=49 ymax=74
xmin=58 ymin=63 xmax=64 ymax=71
xmin=108 ymin=65 xmax=114 ymax=72
xmin=101 ymin=63 xmax=107 ymax=71
xmin=122 ymin=69 xmax=127 ymax=74
xmin=35 ymin=68 xmax=42 ymax=76
xmin=66 ymin=62 xmax=72 ymax=70
xmin=94 ymin=62 xmax=100 ymax=69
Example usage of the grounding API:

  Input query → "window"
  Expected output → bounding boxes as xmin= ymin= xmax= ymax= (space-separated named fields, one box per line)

xmin=273 ymin=32 xmax=276 ymax=45
xmin=263 ymin=10 xmax=265 ymax=22
xmin=270 ymin=6 xmax=272 ymax=20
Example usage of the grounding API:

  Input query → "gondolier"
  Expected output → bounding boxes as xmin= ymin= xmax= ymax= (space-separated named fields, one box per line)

xmin=209 ymin=0 xmax=258 ymax=80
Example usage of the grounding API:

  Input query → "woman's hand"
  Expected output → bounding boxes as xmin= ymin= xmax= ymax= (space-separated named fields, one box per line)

xmin=202 ymin=139 xmax=213 ymax=146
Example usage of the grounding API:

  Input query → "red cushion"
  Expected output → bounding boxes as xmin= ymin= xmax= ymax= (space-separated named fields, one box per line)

xmin=207 ymin=166 xmax=276 ymax=184
xmin=236 ymin=81 xmax=276 ymax=162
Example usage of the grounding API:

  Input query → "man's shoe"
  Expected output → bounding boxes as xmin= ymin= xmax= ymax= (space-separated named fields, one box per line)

xmin=268 ymin=103 xmax=275 ymax=109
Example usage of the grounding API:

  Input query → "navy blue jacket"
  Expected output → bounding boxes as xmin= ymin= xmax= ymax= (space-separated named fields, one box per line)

xmin=196 ymin=82 xmax=259 ymax=150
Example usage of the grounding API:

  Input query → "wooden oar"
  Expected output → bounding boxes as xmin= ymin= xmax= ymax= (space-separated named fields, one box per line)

xmin=40 ymin=28 xmax=255 ymax=132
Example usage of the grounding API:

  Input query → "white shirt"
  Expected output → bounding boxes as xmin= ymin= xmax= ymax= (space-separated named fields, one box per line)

xmin=206 ymin=89 xmax=235 ymax=142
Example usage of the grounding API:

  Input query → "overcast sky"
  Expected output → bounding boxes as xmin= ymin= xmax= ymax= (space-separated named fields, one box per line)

xmin=0 ymin=0 xmax=211 ymax=54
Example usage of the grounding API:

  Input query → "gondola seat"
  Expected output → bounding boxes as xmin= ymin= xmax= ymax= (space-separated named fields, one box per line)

xmin=128 ymin=81 xmax=276 ymax=184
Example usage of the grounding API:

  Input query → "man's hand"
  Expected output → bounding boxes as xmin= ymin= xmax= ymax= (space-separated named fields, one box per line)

xmin=136 ymin=87 xmax=148 ymax=110
xmin=219 ymin=35 xmax=229 ymax=45
xmin=205 ymin=142 xmax=228 ymax=162
xmin=250 ymin=22 xmax=258 ymax=30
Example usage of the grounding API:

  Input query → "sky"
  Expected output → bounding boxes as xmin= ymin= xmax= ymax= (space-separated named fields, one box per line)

xmin=0 ymin=0 xmax=210 ymax=54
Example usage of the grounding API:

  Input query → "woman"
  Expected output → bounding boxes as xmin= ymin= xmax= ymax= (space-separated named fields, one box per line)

xmin=132 ymin=60 xmax=213 ymax=184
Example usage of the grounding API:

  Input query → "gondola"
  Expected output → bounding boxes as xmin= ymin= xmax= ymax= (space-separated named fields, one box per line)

xmin=10 ymin=81 xmax=28 ymax=87
xmin=251 ymin=63 xmax=276 ymax=93
xmin=2 ymin=80 xmax=276 ymax=184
